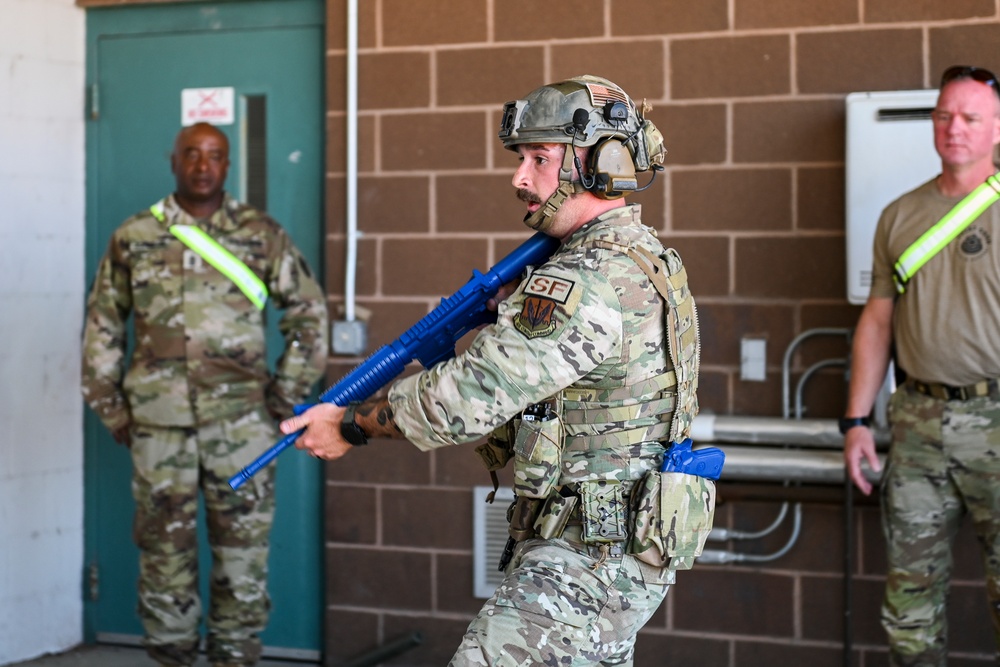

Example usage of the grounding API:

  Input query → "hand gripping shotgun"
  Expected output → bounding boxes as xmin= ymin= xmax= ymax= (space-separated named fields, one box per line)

xmin=228 ymin=232 xmax=561 ymax=489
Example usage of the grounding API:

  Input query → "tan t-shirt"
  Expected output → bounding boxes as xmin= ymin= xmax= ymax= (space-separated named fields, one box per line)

xmin=871 ymin=177 xmax=1000 ymax=386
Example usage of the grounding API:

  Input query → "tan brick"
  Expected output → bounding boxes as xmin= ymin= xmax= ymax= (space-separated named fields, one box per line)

xmin=438 ymin=47 xmax=545 ymax=106
xmin=631 ymin=185 xmax=665 ymax=231
xmin=325 ymin=485 xmax=377 ymax=543
xmin=798 ymin=167 xmax=845 ymax=232
xmin=695 ymin=302 xmax=795 ymax=366
xmin=671 ymin=168 xmax=792 ymax=232
xmin=551 ymin=41 xmax=666 ymax=101
xmin=324 ymin=436 xmax=429 ymax=484
xmin=382 ymin=112 xmax=488 ymax=171
xmin=382 ymin=237 xmax=490 ymax=296
xmin=613 ymin=0 xmax=728 ymax=35
xmin=733 ymin=100 xmax=844 ymax=163
xmin=867 ymin=0 xmax=994 ymax=23
xmin=358 ymin=175 xmax=430 ymax=233
xmin=327 ymin=547 xmax=431 ymax=609
xmin=735 ymin=236 xmax=845 ymax=299
xmin=383 ymin=488 xmax=470 ymax=549
xmin=495 ymin=0 xmax=604 ymax=41
xmin=326 ymin=0 xmax=376 ymax=50
xmin=667 ymin=235 xmax=730 ymax=297
xmin=797 ymin=29 xmax=923 ymax=94
xmin=382 ymin=0 xmax=487 ymax=46
xmin=674 ymin=569 xmax=794 ymax=634
xmin=930 ymin=25 xmax=1000 ymax=83
xmin=437 ymin=554 xmax=485 ymax=615
xmin=325 ymin=235 xmax=377 ymax=296
xmin=736 ymin=0 xmax=857 ymax=29
xmin=360 ymin=301 xmax=436 ymax=349
xmin=326 ymin=114 xmax=376 ymax=173
xmin=358 ymin=52 xmax=431 ymax=110
xmin=671 ymin=36 xmax=790 ymax=99
xmin=695 ymin=369 xmax=731 ymax=415
xmin=659 ymin=104 xmax=727 ymax=166
xmin=437 ymin=174 xmax=524 ymax=234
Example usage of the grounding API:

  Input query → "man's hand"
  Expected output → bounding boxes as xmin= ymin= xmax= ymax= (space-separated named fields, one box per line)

xmin=281 ymin=403 xmax=353 ymax=461
xmin=486 ymin=278 xmax=521 ymax=313
xmin=844 ymin=427 xmax=882 ymax=495
xmin=111 ymin=424 xmax=132 ymax=448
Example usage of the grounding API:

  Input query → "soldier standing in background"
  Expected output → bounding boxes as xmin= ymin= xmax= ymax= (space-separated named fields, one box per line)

xmin=843 ymin=66 xmax=1000 ymax=665
xmin=282 ymin=75 xmax=714 ymax=666
xmin=81 ymin=122 xmax=328 ymax=667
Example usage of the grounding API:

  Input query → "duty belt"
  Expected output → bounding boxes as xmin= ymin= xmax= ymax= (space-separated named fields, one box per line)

xmin=908 ymin=378 xmax=1000 ymax=401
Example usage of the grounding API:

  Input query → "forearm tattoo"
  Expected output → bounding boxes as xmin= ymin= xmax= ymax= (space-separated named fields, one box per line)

xmin=356 ymin=398 xmax=404 ymax=439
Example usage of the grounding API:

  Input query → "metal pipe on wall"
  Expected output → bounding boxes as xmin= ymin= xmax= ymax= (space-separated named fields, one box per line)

xmin=343 ymin=0 xmax=359 ymax=322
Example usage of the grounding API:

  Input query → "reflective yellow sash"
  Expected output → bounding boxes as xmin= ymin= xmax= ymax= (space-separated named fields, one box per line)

xmin=151 ymin=201 xmax=269 ymax=310
xmin=893 ymin=174 xmax=1000 ymax=294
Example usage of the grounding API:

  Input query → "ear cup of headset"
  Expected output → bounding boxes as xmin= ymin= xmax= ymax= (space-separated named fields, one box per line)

xmin=587 ymin=139 xmax=638 ymax=199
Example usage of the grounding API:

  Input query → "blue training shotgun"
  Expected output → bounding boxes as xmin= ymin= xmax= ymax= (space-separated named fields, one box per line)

xmin=229 ymin=231 xmax=561 ymax=490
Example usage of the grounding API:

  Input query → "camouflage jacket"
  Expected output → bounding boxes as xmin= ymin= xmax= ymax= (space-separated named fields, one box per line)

xmin=389 ymin=205 xmax=698 ymax=482
xmin=81 ymin=193 xmax=328 ymax=431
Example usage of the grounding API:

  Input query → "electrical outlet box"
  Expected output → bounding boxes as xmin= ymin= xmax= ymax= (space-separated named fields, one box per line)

xmin=740 ymin=337 xmax=767 ymax=382
xmin=331 ymin=319 xmax=367 ymax=356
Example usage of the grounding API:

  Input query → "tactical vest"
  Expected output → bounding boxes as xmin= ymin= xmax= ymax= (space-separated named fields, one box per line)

xmin=499 ymin=237 xmax=700 ymax=500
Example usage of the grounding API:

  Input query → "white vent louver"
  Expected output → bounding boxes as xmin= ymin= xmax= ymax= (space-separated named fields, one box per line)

xmin=472 ymin=486 xmax=514 ymax=599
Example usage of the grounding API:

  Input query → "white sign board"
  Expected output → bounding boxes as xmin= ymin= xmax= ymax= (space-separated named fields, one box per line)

xmin=181 ymin=87 xmax=235 ymax=126
xmin=845 ymin=89 xmax=940 ymax=304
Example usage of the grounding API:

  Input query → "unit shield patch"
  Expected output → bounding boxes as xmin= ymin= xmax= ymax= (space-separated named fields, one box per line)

xmin=513 ymin=273 xmax=577 ymax=339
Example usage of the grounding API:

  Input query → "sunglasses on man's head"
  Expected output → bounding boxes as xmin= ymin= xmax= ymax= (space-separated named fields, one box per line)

xmin=940 ymin=65 xmax=1000 ymax=96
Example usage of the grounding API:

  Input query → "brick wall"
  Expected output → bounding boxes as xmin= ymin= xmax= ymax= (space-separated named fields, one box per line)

xmin=73 ymin=0 xmax=1000 ymax=663
xmin=322 ymin=1 xmax=1000 ymax=665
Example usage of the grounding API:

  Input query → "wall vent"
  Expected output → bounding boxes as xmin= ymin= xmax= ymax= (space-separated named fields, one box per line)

xmin=472 ymin=486 xmax=514 ymax=599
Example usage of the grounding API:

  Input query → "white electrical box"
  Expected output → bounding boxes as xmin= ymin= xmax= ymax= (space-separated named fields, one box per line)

xmin=845 ymin=89 xmax=941 ymax=304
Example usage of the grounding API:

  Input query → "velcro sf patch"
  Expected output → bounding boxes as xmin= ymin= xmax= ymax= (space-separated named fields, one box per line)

xmin=513 ymin=273 xmax=578 ymax=339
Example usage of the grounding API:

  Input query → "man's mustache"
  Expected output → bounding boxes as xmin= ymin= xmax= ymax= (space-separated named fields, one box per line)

xmin=516 ymin=188 xmax=542 ymax=205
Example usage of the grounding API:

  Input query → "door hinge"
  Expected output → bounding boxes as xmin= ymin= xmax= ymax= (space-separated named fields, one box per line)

xmin=87 ymin=561 xmax=99 ymax=601
xmin=87 ymin=83 xmax=99 ymax=121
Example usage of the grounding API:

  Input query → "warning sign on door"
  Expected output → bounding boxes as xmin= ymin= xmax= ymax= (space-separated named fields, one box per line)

xmin=181 ymin=87 xmax=235 ymax=126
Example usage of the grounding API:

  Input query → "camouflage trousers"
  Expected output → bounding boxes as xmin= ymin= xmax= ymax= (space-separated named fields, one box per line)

xmin=881 ymin=385 xmax=1000 ymax=666
xmin=130 ymin=408 xmax=278 ymax=667
xmin=450 ymin=525 xmax=673 ymax=666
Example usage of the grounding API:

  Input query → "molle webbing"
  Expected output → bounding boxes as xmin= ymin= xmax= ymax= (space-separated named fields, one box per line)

xmin=588 ymin=239 xmax=700 ymax=443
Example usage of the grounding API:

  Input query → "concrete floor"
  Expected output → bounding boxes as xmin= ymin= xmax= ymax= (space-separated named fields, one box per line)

xmin=8 ymin=644 xmax=312 ymax=667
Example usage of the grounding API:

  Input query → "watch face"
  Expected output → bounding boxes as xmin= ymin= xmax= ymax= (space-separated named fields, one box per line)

xmin=340 ymin=406 xmax=368 ymax=445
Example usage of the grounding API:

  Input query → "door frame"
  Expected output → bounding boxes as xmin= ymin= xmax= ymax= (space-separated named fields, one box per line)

xmin=83 ymin=0 xmax=327 ymax=657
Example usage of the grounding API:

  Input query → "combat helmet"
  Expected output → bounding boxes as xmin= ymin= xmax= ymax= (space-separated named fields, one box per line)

xmin=498 ymin=75 xmax=666 ymax=232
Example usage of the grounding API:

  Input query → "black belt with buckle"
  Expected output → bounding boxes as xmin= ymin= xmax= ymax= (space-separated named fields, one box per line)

xmin=909 ymin=378 xmax=1000 ymax=401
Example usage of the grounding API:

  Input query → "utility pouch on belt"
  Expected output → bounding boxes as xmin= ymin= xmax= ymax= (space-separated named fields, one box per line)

xmin=475 ymin=422 xmax=516 ymax=503
xmin=579 ymin=480 xmax=629 ymax=544
xmin=512 ymin=403 xmax=563 ymax=499
xmin=534 ymin=491 xmax=579 ymax=540
xmin=630 ymin=470 xmax=716 ymax=570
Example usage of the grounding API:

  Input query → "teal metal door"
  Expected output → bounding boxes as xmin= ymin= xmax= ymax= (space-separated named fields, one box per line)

xmin=84 ymin=2 xmax=325 ymax=660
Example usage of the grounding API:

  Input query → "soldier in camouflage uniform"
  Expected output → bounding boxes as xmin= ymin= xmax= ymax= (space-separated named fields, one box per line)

xmin=81 ymin=122 xmax=328 ymax=667
xmin=844 ymin=66 xmax=1000 ymax=665
xmin=283 ymin=76 xmax=715 ymax=666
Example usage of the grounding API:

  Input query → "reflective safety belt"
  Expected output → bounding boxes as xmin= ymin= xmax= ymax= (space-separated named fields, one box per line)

xmin=151 ymin=201 xmax=269 ymax=310
xmin=893 ymin=173 xmax=1000 ymax=294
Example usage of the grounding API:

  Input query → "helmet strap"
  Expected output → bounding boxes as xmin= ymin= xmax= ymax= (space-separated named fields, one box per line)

xmin=522 ymin=144 xmax=587 ymax=233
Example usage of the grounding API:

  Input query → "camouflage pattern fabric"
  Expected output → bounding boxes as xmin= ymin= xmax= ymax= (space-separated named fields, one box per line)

xmin=131 ymin=409 xmax=277 ymax=667
xmin=81 ymin=193 xmax=326 ymax=666
xmin=449 ymin=525 xmax=672 ymax=667
xmin=881 ymin=384 xmax=1000 ymax=666
xmin=81 ymin=193 xmax=328 ymax=430
xmin=388 ymin=205 xmax=704 ymax=662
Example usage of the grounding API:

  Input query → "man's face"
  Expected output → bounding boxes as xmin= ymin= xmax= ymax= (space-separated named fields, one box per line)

xmin=171 ymin=123 xmax=230 ymax=204
xmin=511 ymin=143 xmax=589 ymax=237
xmin=932 ymin=78 xmax=1000 ymax=171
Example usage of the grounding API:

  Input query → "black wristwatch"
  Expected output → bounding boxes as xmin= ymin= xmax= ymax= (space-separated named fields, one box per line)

xmin=838 ymin=416 xmax=871 ymax=435
xmin=340 ymin=403 xmax=369 ymax=446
